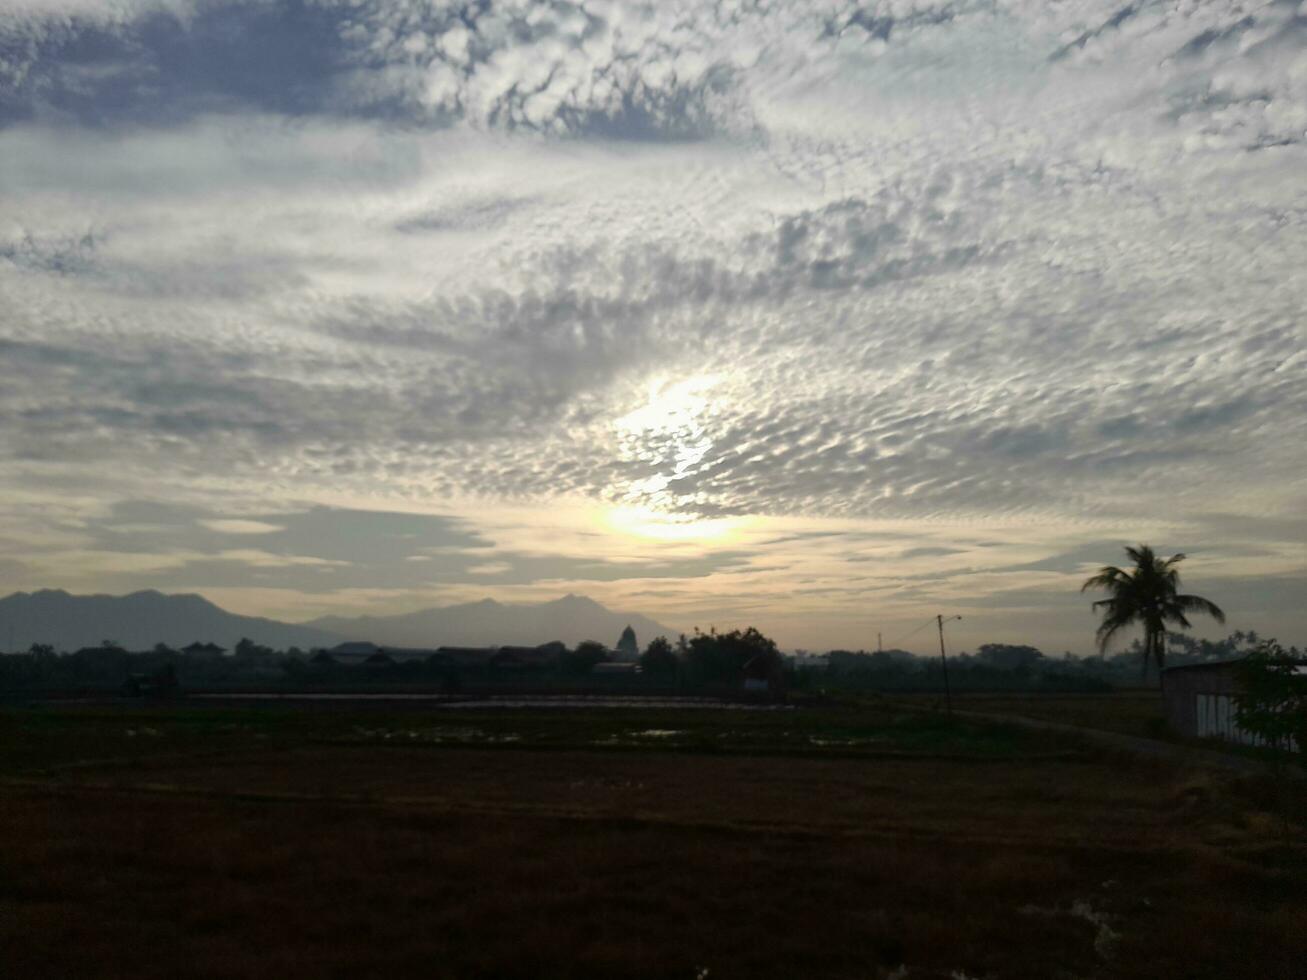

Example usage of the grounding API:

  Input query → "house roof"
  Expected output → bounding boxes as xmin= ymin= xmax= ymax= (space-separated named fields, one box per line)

xmin=428 ymin=647 xmax=499 ymax=667
xmin=1160 ymin=659 xmax=1244 ymax=675
xmin=329 ymin=641 xmax=381 ymax=655
xmin=1162 ymin=657 xmax=1307 ymax=675
xmin=492 ymin=646 xmax=562 ymax=666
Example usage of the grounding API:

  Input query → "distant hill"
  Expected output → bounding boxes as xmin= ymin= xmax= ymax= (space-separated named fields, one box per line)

xmin=306 ymin=594 xmax=679 ymax=650
xmin=0 ymin=590 xmax=340 ymax=652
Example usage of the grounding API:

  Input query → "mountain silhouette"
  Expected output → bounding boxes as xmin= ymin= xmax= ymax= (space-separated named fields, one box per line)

xmin=0 ymin=590 xmax=680 ymax=653
xmin=0 ymin=589 xmax=339 ymax=652
xmin=306 ymin=593 xmax=679 ymax=649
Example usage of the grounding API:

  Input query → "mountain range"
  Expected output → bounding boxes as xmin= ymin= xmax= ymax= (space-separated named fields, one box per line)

xmin=0 ymin=590 xmax=339 ymax=652
xmin=306 ymin=594 xmax=678 ymax=650
xmin=0 ymin=590 xmax=678 ymax=653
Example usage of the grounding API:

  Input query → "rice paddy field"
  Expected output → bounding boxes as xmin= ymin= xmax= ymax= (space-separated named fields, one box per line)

xmin=927 ymin=691 xmax=1171 ymax=740
xmin=2 ymin=697 xmax=1304 ymax=979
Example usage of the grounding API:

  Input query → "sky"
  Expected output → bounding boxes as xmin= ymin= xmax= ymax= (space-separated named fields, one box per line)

xmin=1 ymin=0 xmax=1304 ymax=654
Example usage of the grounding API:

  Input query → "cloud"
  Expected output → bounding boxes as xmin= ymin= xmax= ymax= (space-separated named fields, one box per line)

xmin=394 ymin=193 xmax=540 ymax=233
xmin=0 ymin=0 xmax=761 ymax=137
xmin=0 ymin=1 xmax=347 ymax=126
xmin=0 ymin=227 xmax=98 ymax=274
xmin=1 ymin=0 xmax=1305 ymax=647
xmin=199 ymin=518 xmax=284 ymax=534
xmin=2 ymin=0 xmax=1304 ymax=159
xmin=12 ymin=500 xmax=760 ymax=603
xmin=214 ymin=548 xmax=348 ymax=568
xmin=2 ymin=144 xmax=1303 ymax=526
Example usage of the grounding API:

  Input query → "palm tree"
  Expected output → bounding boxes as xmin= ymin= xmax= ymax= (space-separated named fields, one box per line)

xmin=1081 ymin=545 xmax=1225 ymax=679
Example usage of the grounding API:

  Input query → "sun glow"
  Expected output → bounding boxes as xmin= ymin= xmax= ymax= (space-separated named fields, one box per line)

xmin=608 ymin=374 xmax=730 ymax=541
xmin=616 ymin=374 xmax=722 ymax=437
xmin=603 ymin=505 xmax=740 ymax=543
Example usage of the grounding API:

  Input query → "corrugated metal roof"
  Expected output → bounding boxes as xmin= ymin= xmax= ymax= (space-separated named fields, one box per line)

xmin=1163 ymin=658 xmax=1307 ymax=676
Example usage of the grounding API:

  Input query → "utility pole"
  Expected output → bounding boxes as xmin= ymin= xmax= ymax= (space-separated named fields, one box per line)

xmin=936 ymin=614 xmax=961 ymax=716
xmin=877 ymin=632 xmax=882 ymax=654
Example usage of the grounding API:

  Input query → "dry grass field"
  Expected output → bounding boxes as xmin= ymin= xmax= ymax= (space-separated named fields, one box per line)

xmin=1 ymin=701 xmax=1304 ymax=979
xmin=926 ymin=691 xmax=1170 ymax=739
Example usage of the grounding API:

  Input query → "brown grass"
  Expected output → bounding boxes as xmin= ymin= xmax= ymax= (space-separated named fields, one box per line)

xmin=1 ymin=706 xmax=1304 ymax=979
xmin=938 ymin=690 xmax=1169 ymax=738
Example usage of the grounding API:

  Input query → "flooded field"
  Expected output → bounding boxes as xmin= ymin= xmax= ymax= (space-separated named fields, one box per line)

xmin=191 ymin=693 xmax=796 ymax=710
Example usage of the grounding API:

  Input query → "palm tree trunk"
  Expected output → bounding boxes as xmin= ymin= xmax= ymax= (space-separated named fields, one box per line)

xmin=1148 ymin=623 xmax=1165 ymax=687
xmin=1140 ymin=624 xmax=1155 ymax=684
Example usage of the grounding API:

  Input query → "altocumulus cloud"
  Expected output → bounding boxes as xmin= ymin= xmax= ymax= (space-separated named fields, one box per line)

xmin=0 ymin=0 xmax=1304 ymax=644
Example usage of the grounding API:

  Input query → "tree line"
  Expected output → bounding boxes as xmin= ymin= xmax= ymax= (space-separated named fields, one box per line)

xmin=1 ymin=627 xmax=1300 ymax=694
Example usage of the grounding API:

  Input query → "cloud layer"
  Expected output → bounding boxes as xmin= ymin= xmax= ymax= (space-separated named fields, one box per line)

xmin=1 ymin=0 xmax=1304 ymax=647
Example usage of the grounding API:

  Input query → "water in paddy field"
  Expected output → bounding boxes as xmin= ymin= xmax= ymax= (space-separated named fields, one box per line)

xmin=190 ymin=693 xmax=796 ymax=710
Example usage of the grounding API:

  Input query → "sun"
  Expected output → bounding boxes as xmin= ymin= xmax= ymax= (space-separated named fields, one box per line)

xmin=615 ymin=374 xmax=722 ymax=437
xmin=606 ymin=374 xmax=735 ymax=543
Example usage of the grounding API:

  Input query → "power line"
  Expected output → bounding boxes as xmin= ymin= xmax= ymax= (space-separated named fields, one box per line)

xmin=884 ymin=617 xmax=937 ymax=649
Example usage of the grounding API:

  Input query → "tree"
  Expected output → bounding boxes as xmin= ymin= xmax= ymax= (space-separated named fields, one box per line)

xmin=615 ymin=625 xmax=639 ymax=660
xmin=685 ymin=627 xmax=780 ymax=684
xmin=1081 ymin=545 xmax=1225 ymax=678
xmin=234 ymin=637 xmax=274 ymax=660
xmin=640 ymin=636 xmax=678 ymax=675
xmin=1234 ymin=639 xmax=1307 ymax=762
xmin=975 ymin=643 xmax=1045 ymax=672
xmin=560 ymin=640 xmax=609 ymax=675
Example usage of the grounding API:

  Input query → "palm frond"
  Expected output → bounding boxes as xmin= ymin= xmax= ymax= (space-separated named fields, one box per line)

xmin=1081 ymin=565 xmax=1127 ymax=593
xmin=1161 ymin=607 xmax=1193 ymax=630
xmin=1083 ymin=544 xmax=1224 ymax=669
xmin=1129 ymin=543 xmax=1163 ymax=564
xmin=1175 ymin=594 xmax=1226 ymax=624
xmin=1093 ymin=602 xmax=1139 ymax=653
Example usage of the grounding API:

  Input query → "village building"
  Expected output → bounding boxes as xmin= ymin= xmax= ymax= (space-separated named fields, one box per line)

xmin=1161 ymin=659 xmax=1305 ymax=748
xmin=491 ymin=643 xmax=565 ymax=670
xmin=426 ymin=647 xmax=498 ymax=670
xmin=319 ymin=641 xmax=383 ymax=666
